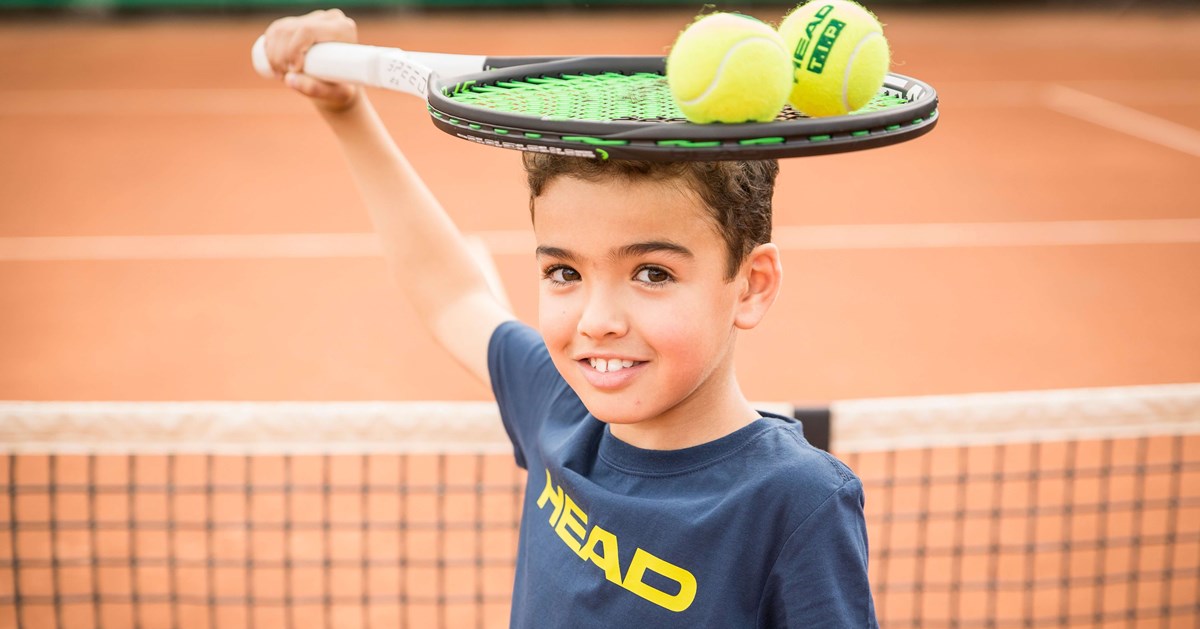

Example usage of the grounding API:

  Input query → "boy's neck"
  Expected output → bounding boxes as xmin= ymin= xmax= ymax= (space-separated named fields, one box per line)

xmin=607 ymin=376 xmax=761 ymax=451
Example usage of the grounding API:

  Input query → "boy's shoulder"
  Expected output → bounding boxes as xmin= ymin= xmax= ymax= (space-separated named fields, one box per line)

xmin=749 ymin=412 xmax=856 ymax=480
xmin=736 ymin=413 xmax=863 ymax=520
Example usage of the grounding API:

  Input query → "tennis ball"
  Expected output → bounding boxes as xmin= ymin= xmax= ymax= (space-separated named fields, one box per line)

xmin=778 ymin=0 xmax=890 ymax=117
xmin=666 ymin=13 xmax=793 ymax=124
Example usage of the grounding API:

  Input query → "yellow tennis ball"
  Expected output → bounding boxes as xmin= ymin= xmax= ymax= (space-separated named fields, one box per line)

xmin=666 ymin=13 xmax=793 ymax=124
xmin=779 ymin=0 xmax=890 ymax=117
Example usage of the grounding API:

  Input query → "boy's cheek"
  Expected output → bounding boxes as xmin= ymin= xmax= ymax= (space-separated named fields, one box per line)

xmin=641 ymin=325 xmax=705 ymax=366
xmin=537 ymin=300 xmax=578 ymax=350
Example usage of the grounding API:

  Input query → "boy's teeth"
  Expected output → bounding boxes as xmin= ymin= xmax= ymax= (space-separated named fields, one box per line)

xmin=590 ymin=358 xmax=636 ymax=373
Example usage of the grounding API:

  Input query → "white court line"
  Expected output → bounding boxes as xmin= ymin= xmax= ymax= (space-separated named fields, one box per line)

xmin=1043 ymin=84 xmax=1200 ymax=158
xmin=0 ymin=89 xmax=311 ymax=116
xmin=942 ymin=80 xmax=1200 ymax=108
xmin=1 ymin=219 xmax=1198 ymax=261
xmin=0 ymin=233 xmax=383 ymax=261
xmin=770 ymin=219 xmax=1200 ymax=251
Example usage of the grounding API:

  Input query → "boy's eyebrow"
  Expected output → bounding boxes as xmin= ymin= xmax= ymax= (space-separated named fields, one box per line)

xmin=616 ymin=240 xmax=694 ymax=260
xmin=535 ymin=245 xmax=577 ymax=261
xmin=535 ymin=241 xmax=695 ymax=262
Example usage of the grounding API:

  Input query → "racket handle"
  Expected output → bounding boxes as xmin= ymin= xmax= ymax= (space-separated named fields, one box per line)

xmin=251 ymin=36 xmax=488 ymax=98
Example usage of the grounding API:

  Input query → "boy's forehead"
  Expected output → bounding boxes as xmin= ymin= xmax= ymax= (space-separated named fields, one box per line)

xmin=531 ymin=183 xmax=728 ymax=270
xmin=532 ymin=175 xmax=715 ymax=234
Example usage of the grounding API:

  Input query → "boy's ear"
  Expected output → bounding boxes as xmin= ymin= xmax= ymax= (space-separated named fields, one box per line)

xmin=733 ymin=243 xmax=782 ymax=330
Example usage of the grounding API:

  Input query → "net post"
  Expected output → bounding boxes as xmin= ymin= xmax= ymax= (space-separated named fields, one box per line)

xmin=793 ymin=407 xmax=831 ymax=452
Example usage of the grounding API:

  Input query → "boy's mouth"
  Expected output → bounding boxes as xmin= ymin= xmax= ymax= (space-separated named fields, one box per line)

xmin=587 ymin=357 xmax=641 ymax=373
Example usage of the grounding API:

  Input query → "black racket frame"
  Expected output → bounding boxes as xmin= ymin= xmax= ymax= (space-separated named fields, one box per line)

xmin=425 ymin=56 xmax=938 ymax=161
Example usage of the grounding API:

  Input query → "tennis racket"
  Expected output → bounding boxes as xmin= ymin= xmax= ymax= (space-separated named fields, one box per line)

xmin=251 ymin=36 xmax=938 ymax=161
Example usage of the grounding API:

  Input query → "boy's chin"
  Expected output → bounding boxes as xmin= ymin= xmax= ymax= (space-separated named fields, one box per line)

xmin=579 ymin=399 xmax=647 ymax=426
xmin=580 ymin=397 xmax=669 ymax=428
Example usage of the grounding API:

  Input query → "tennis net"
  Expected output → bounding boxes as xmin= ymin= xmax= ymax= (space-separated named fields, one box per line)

xmin=2 ymin=385 xmax=1198 ymax=628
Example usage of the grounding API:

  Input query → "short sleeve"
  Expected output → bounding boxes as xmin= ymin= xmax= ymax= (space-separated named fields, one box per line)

xmin=758 ymin=478 xmax=878 ymax=628
xmin=487 ymin=321 xmax=569 ymax=470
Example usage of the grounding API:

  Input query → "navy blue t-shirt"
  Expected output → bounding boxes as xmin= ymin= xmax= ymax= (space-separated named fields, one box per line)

xmin=489 ymin=321 xmax=877 ymax=628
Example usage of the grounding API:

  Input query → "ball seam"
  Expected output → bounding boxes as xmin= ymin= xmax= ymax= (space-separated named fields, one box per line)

xmin=676 ymin=37 xmax=786 ymax=107
xmin=841 ymin=30 xmax=884 ymax=114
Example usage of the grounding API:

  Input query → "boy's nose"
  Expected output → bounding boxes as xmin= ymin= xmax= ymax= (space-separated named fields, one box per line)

xmin=576 ymin=291 xmax=628 ymax=339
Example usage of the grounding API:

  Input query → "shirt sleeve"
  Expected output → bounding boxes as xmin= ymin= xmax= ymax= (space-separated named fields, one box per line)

xmin=758 ymin=478 xmax=878 ymax=628
xmin=487 ymin=320 xmax=567 ymax=470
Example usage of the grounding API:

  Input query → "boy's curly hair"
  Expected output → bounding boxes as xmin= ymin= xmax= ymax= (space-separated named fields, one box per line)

xmin=521 ymin=154 xmax=778 ymax=280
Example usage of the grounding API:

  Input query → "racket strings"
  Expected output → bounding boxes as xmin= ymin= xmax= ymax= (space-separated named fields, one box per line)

xmin=453 ymin=72 xmax=684 ymax=122
xmin=447 ymin=71 xmax=912 ymax=123
xmin=853 ymin=92 xmax=910 ymax=113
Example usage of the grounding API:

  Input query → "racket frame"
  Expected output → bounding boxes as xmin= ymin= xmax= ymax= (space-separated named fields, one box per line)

xmin=427 ymin=56 xmax=938 ymax=160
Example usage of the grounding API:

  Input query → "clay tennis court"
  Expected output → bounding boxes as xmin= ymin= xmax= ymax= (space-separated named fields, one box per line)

xmin=2 ymin=6 xmax=1197 ymax=403
xmin=1 ymin=4 xmax=1197 ymax=629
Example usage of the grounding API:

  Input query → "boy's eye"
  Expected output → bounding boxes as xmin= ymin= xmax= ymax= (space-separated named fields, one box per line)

xmin=544 ymin=266 xmax=581 ymax=284
xmin=634 ymin=266 xmax=673 ymax=284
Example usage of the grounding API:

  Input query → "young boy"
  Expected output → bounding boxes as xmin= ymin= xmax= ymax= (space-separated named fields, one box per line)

xmin=261 ymin=9 xmax=876 ymax=627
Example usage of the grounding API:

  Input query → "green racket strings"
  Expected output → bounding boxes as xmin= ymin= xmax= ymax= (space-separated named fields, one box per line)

xmin=445 ymin=71 xmax=910 ymax=122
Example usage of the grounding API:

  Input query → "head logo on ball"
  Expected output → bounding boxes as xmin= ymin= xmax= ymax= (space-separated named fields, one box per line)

xmin=779 ymin=0 xmax=891 ymax=117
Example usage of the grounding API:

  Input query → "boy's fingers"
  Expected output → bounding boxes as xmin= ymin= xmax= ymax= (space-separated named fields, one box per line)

xmin=282 ymin=9 xmax=348 ymax=72
xmin=261 ymin=30 xmax=281 ymax=76
xmin=283 ymin=71 xmax=319 ymax=96
xmin=261 ymin=10 xmax=358 ymax=88
xmin=285 ymin=72 xmax=357 ymax=107
xmin=262 ymin=18 xmax=296 ymax=76
xmin=285 ymin=27 xmax=316 ymax=74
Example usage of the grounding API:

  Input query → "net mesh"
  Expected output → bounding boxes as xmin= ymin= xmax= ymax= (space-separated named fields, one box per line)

xmin=834 ymin=386 xmax=1200 ymax=628
xmin=448 ymin=72 xmax=909 ymax=122
xmin=2 ymin=385 xmax=1198 ymax=629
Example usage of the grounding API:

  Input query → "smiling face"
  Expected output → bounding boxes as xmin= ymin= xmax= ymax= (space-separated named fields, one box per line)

xmin=533 ymin=175 xmax=775 ymax=449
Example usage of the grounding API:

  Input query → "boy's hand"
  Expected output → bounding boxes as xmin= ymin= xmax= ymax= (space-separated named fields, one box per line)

xmin=262 ymin=9 xmax=361 ymax=112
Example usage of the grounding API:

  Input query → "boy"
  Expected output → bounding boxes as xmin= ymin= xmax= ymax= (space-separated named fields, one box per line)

xmin=261 ymin=9 xmax=876 ymax=627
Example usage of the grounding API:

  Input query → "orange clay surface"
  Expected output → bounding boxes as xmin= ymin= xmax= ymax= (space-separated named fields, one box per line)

xmin=1 ymin=9 xmax=1198 ymax=404
xmin=0 ymin=8 xmax=1198 ymax=629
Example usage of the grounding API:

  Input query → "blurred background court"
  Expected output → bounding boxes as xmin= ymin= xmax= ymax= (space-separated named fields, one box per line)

xmin=0 ymin=0 xmax=1197 ymax=627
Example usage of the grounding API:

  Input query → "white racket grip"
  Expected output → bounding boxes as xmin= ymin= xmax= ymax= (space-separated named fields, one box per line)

xmin=252 ymin=36 xmax=487 ymax=98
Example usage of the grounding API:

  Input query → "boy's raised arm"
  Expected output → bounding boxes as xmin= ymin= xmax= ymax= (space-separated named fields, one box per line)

xmin=261 ymin=10 xmax=514 ymax=387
